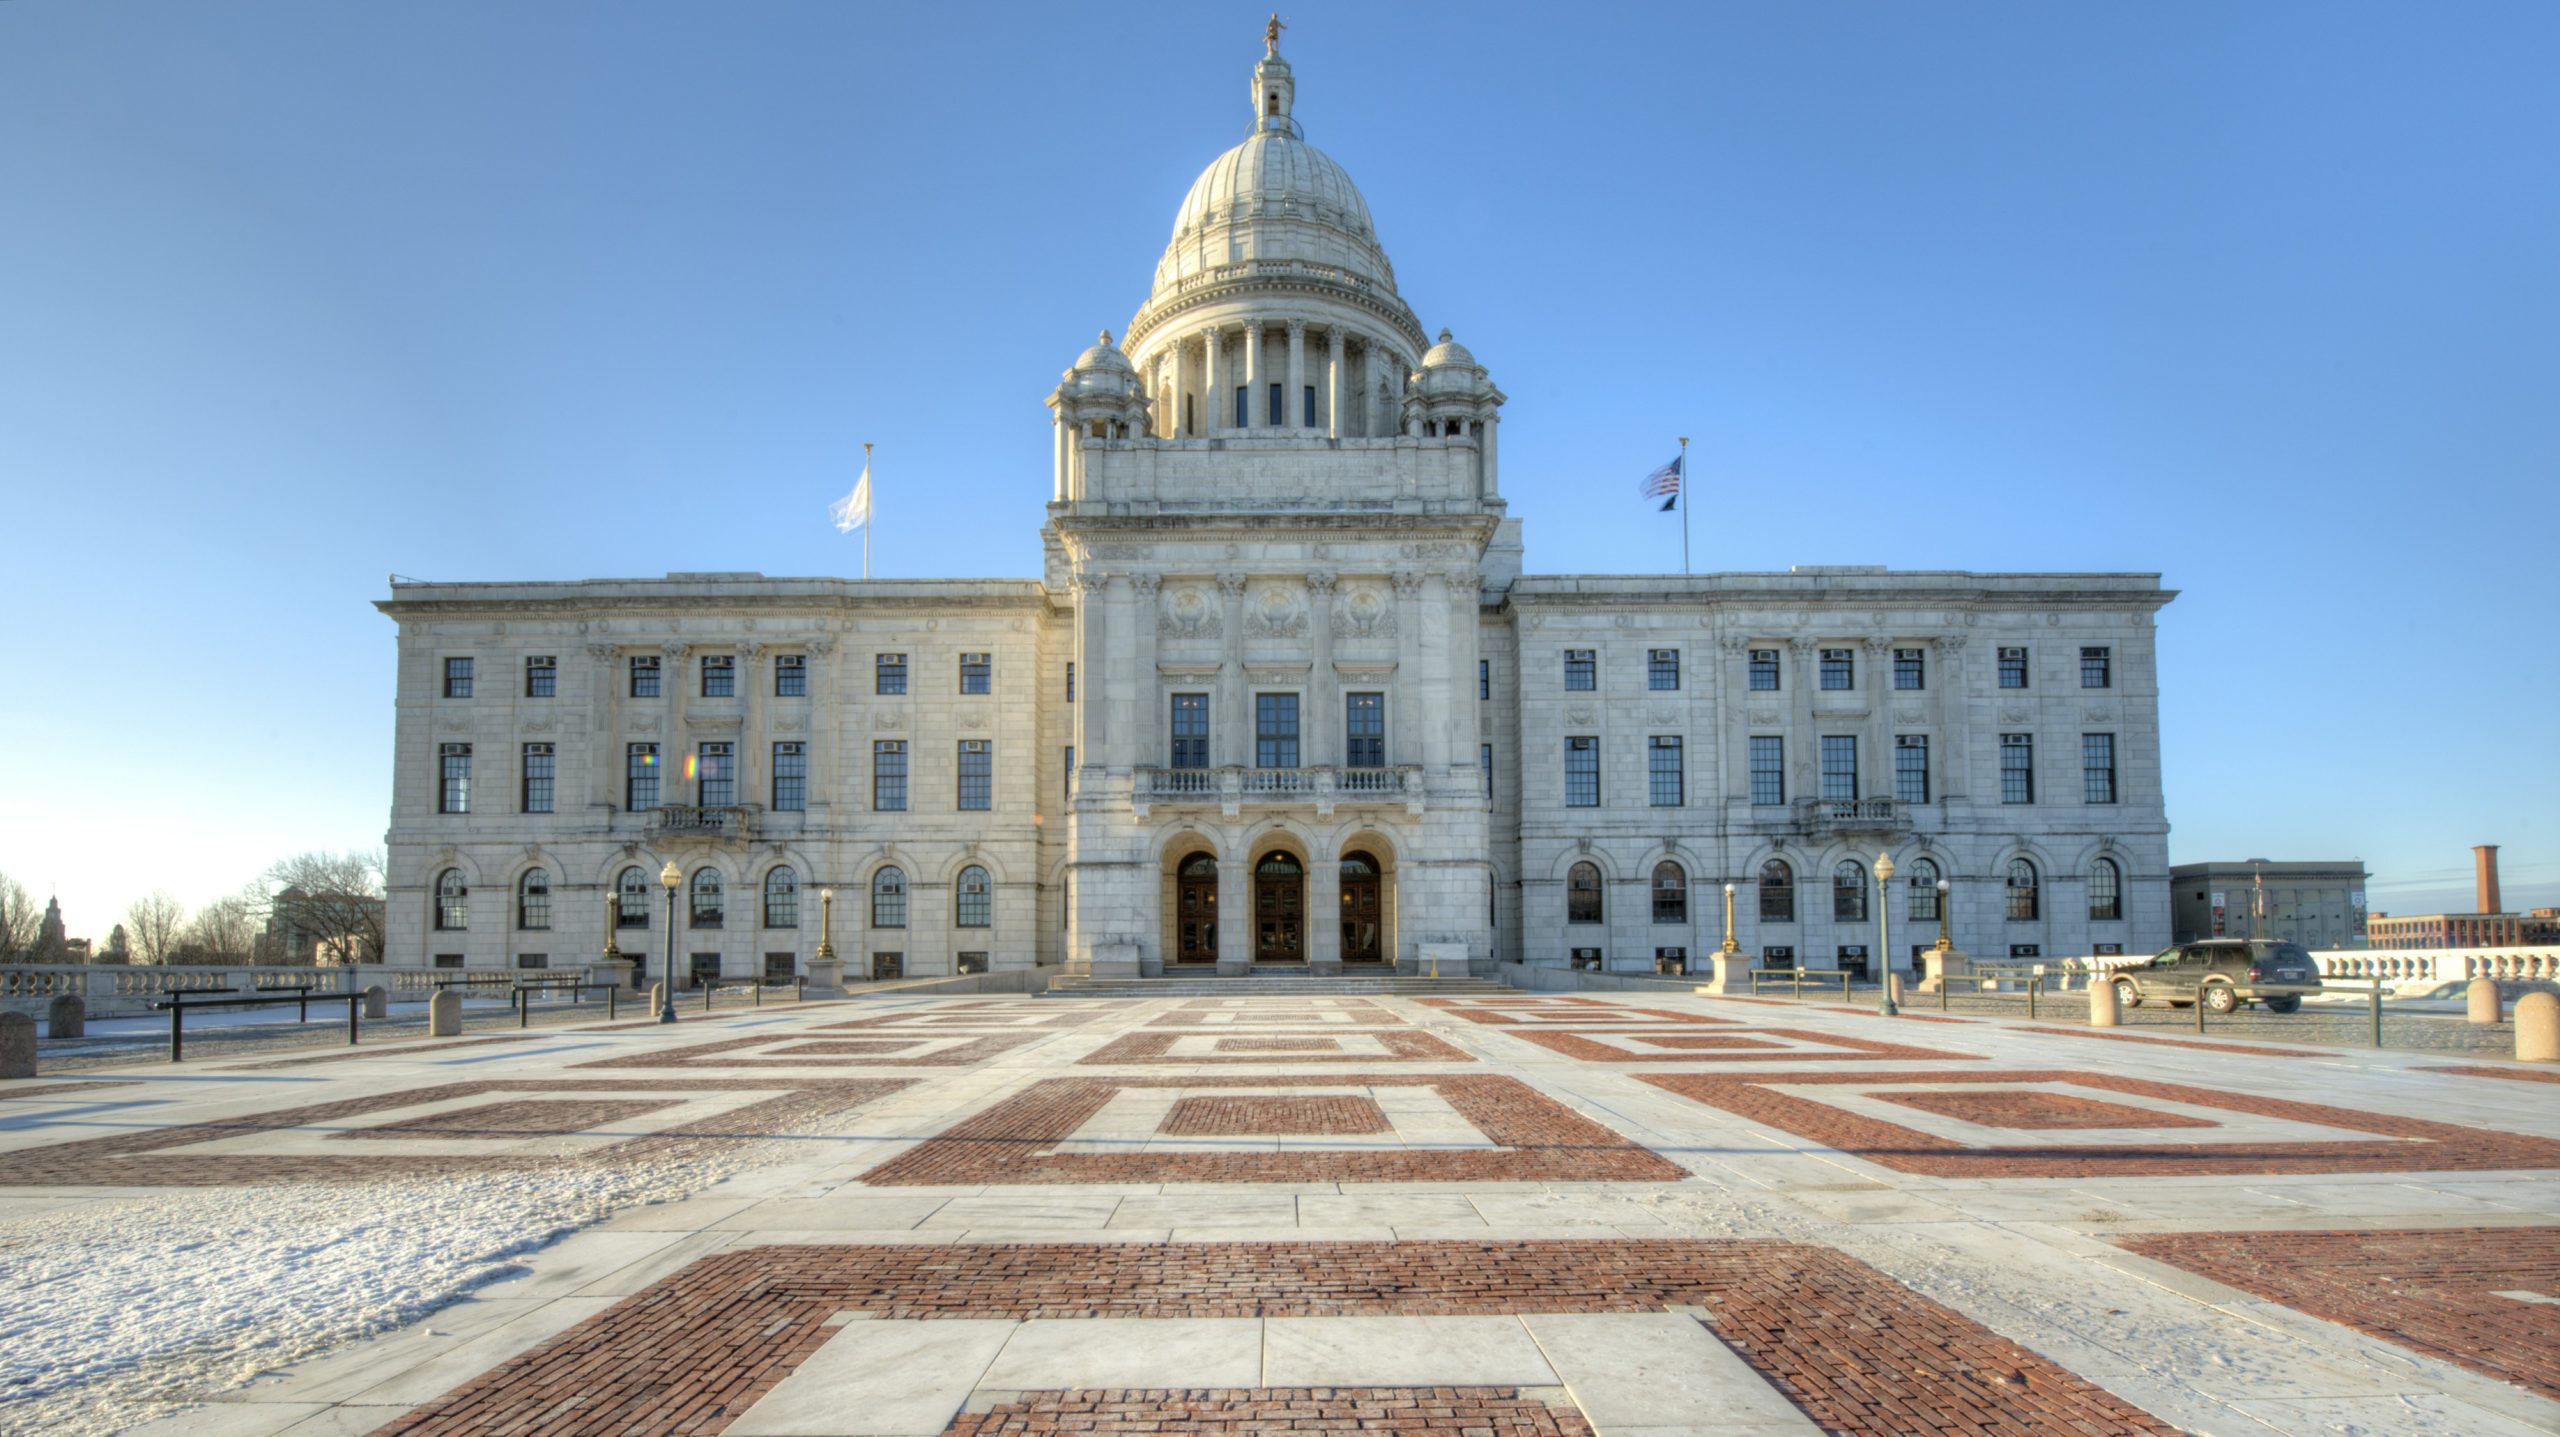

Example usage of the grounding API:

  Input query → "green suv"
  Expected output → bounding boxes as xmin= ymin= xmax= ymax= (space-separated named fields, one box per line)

xmin=2109 ymin=939 xmax=2323 ymax=1015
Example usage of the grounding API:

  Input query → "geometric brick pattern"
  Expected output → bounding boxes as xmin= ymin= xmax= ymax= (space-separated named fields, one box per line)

xmin=372 ymin=1240 xmax=2178 ymax=1436
xmin=0 ymin=1077 xmax=906 ymax=1187
xmin=1639 ymin=1069 xmax=2560 ymax=1178
xmin=1871 ymin=1088 xmax=2220 ymax=1130
xmin=821 ymin=1009 xmax=1108 ymax=1031
xmin=1424 ymin=1000 xmax=1734 ymax=1028
xmin=943 ymin=1388 xmax=1594 ymax=1435
xmin=329 ymin=1098 xmax=680 ymax=1141
xmin=2422 ymin=1065 xmax=2560 ymax=1086
xmin=2119 ymin=1227 xmax=2560 ymax=1403
xmin=2015 ymin=1025 xmax=2315 ymax=1059
xmin=1160 ymin=1095 xmax=1393 ymax=1137
xmin=573 ymin=1032 xmax=1043 ymax=1069
xmin=859 ymin=1075 xmax=1686 ymax=1186
xmin=1079 ymin=1030 xmax=1473 ymax=1066
xmin=1511 ymin=1027 xmax=1979 ymax=1064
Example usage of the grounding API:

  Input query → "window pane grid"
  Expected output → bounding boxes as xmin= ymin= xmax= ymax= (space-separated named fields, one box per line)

xmin=435 ymin=870 xmax=468 ymax=930
xmin=443 ymin=657 xmax=473 ymax=698
xmin=871 ymin=868 xmax=907 ymax=928
xmin=957 ymin=741 xmax=992 ymax=810
xmin=626 ymin=743 xmax=660 ymax=810
xmin=696 ymin=742 xmax=735 ymax=807
xmin=873 ymin=741 xmax=907 ymax=811
xmin=959 ymin=653 xmax=991 ymax=694
xmin=1997 ymin=647 xmax=2027 ymax=689
xmin=1748 ymin=736 xmax=1785 ymax=806
xmin=1747 ymin=649 xmax=1779 ymax=691
xmin=2000 ymin=734 xmax=2035 ymax=804
xmin=1908 ymin=859 xmax=1941 ymax=922
xmin=1833 ymin=862 xmax=1867 ymax=922
xmin=1170 ymin=693 xmax=1209 ymax=768
xmin=1647 ymin=649 xmax=1679 ymax=691
xmin=1894 ymin=734 xmax=1930 ymax=805
xmin=690 ymin=869 xmax=724 ymax=928
xmin=1819 ymin=649 xmax=1854 ymax=690
xmin=629 ymin=655 xmax=660 ymax=697
xmin=1892 ymin=648 xmax=1924 ymax=690
xmin=1648 ymin=735 xmax=1682 ymax=807
xmin=1564 ymin=737 xmax=1599 ymax=807
xmin=1566 ymin=862 xmax=1602 ymax=924
xmin=2007 ymin=860 xmax=2040 ymax=920
xmin=875 ymin=653 xmax=908 ymax=694
xmin=1563 ymin=650 xmax=1595 ymax=691
xmin=774 ymin=654 xmax=807 ymax=696
xmin=1758 ymin=861 xmax=1793 ymax=923
xmin=2082 ymin=733 xmax=2117 ymax=804
xmin=2089 ymin=858 xmax=2122 ymax=921
xmin=956 ymin=866 xmax=992 ymax=928
xmin=1344 ymin=692 xmax=1384 ymax=768
xmin=1820 ymin=735 xmax=1858 ymax=802
xmin=700 ymin=655 xmax=735 ymax=697
xmin=525 ymin=656 xmax=556 ymax=697
xmin=772 ymin=742 xmax=806 ymax=811
xmin=2080 ymin=646 xmax=2112 ymax=688
xmin=518 ymin=870 xmax=551 ymax=930
xmin=764 ymin=868 xmax=799 ymax=928
xmin=1256 ymin=693 xmax=1300 ymax=769
xmin=1652 ymin=863 xmax=1687 ymax=924
xmin=521 ymin=743 xmax=554 ymax=813
xmin=439 ymin=743 xmax=472 ymax=813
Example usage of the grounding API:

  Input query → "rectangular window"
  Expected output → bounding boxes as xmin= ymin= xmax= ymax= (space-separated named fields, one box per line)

xmin=873 ymin=740 xmax=907 ymax=811
xmin=438 ymin=743 xmax=471 ymax=813
xmin=1564 ymin=736 xmax=1599 ymax=807
xmin=1894 ymin=734 xmax=1930 ymax=805
xmin=875 ymin=653 xmax=907 ymax=695
xmin=1344 ymin=691 xmax=1385 ymax=768
xmin=772 ymin=742 xmax=806 ymax=811
xmin=957 ymin=740 xmax=992 ymax=810
xmin=2082 ymin=733 xmax=2118 ymax=804
xmin=626 ymin=743 xmax=660 ymax=810
xmin=1170 ymin=693 xmax=1210 ymax=768
xmin=1820 ymin=735 xmax=1858 ymax=801
xmin=1268 ymin=381 xmax=1282 ymax=425
xmin=1648 ymin=735 xmax=1683 ymax=807
xmin=1748 ymin=736 xmax=1785 ymax=806
xmin=1563 ymin=649 xmax=1596 ymax=691
xmin=774 ymin=654 xmax=806 ymax=696
xmin=1479 ymin=658 xmax=1490 ymax=702
xmin=630 ymin=654 xmax=661 ymax=697
xmin=521 ymin=743 xmax=554 ymax=813
xmin=1748 ymin=649 xmax=1780 ymax=691
xmin=2000 ymin=733 xmax=2035 ymax=804
xmin=1302 ymin=384 xmax=1317 ymax=427
xmin=1647 ymin=648 xmax=1680 ymax=690
xmin=700 ymin=654 xmax=735 ymax=698
xmin=696 ymin=741 xmax=736 ymax=807
xmin=524 ymin=655 xmax=556 ymax=698
xmin=1819 ymin=648 xmax=1854 ymax=690
xmin=1893 ymin=648 xmax=1925 ymax=690
xmin=1063 ymin=745 xmax=1074 ymax=802
xmin=1065 ymin=661 xmax=1074 ymax=703
xmin=1481 ymin=742 xmax=1494 ymax=799
xmin=959 ymin=652 xmax=992 ymax=694
xmin=1998 ymin=646 xmax=2028 ymax=689
xmin=1235 ymin=385 xmax=1248 ymax=428
xmin=2080 ymin=646 xmax=2113 ymax=688
xmin=1255 ymin=693 xmax=1300 ymax=769
xmin=443 ymin=657 xmax=474 ymax=698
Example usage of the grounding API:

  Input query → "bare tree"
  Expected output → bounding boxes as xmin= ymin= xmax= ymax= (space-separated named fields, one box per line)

xmin=177 ymin=894 xmax=259 ymax=965
xmin=0 ymin=873 xmax=35 ymax=957
xmin=124 ymin=891 xmax=188 ymax=964
xmin=258 ymin=850 xmax=387 ymax=965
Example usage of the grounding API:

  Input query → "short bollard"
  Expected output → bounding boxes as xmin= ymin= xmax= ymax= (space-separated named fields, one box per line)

xmin=650 ymin=982 xmax=669 ymax=1019
xmin=48 ymin=993 xmax=85 ymax=1040
xmin=428 ymin=989 xmax=463 ymax=1037
xmin=607 ymin=985 xmax=619 ymax=1020
xmin=0 ymin=1011 xmax=35 ymax=1078
xmin=2089 ymin=978 xmax=2119 ymax=1029
xmin=703 ymin=982 xmax=714 ymax=1013
xmin=2468 ymin=978 xmax=2503 ymax=1026
xmin=363 ymin=985 xmax=389 ymax=1020
xmin=2517 ymin=992 xmax=2559 ymax=1063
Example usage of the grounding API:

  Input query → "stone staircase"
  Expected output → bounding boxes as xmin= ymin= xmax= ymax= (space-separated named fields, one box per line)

xmin=1042 ymin=972 xmax=1507 ymax=998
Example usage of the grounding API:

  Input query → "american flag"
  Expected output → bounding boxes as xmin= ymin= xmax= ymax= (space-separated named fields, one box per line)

xmin=1638 ymin=453 xmax=1683 ymax=512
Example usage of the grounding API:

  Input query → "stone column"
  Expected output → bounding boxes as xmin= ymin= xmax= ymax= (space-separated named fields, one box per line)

xmin=1308 ymin=831 xmax=1343 ymax=974
xmin=1242 ymin=321 xmax=1263 ymax=426
xmin=1286 ymin=320 xmax=1306 ymax=429
xmin=1393 ymin=572 xmax=1431 ymax=768
xmin=1481 ymin=411 xmax=1500 ymax=498
xmin=741 ymin=642 xmax=767 ymax=808
xmin=1865 ymin=638 xmax=1892 ymax=809
xmin=1204 ymin=329 xmax=1225 ymax=434
xmin=807 ymin=635 xmax=838 ymax=818
xmin=1052 ymin=412 xmax=1070 ymax=500
xmin=1326 ymin=329 xmax=1346 ymax=438
xmin=1306 ymin=572 xmax=1336 ymax=767
xmin=591 ymin=643 xmax=619 ymax=812
xmin=1072 ymin=573 xmax=1108 ymax=779
xmin=1129 ymin=574 xmax=1161 ymax=768
xmin=1938 ymin=635 xmax=1971 ymax=804
xmin=1218 ymin=573 xmax=1249 ymax=766
xmin=1789 ymin=639 xmax=1819 ymax=805
xmin=1216 ymin=854 xmax=1250 ymax=974
xmin=1106 ymin=578 xmax=1140 ymax=771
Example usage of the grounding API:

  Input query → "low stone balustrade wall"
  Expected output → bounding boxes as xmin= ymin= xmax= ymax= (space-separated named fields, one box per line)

xmin=0 ymin=964 xmax=529 ymax=1020
xmin=2311 ymin=948 xmax=2560 ymax=994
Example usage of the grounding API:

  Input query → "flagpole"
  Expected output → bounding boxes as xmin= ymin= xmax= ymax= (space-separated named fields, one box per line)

xmin=861 ymin=442 xmax=872 ymax=580
xmin=1677 ymin=436 xmax=1690 ymax=576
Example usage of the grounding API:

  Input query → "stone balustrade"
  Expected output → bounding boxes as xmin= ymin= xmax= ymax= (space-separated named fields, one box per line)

xmin=1133 ymin=765 xmax=1426 ymax=819
xmin=0 ymin=963 xmax=543 ymax=1020
xmin=1797 ymin=798 xmax=1908 ymax=836
xmin=652 ymin=805 xmax=756 ymax=839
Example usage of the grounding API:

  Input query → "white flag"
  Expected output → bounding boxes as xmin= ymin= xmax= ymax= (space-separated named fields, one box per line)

xmin=829 ymin=457 xmax=871 ymax=533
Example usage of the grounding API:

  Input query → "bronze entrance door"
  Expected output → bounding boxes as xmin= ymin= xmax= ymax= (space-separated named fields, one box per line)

xmin=1253 ymin=852 xmax=1304 ymax=963
xmin=1340 ymin=850 xmax=1384 ymax=963
xmin=1175 ymin=853 xmax=1219 ymax=964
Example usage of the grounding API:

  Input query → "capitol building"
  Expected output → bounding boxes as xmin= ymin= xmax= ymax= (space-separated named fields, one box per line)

xmin=379 ymin=37 xmax=2173 ymax=985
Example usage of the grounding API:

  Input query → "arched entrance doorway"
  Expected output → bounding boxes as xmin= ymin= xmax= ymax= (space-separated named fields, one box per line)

xmin=1254 ymin=851 xmax=1304 ymax=963
xmin=1174 ymin=852 xmax=1219 ymax=964
xmin=1340 ymin=850 xmax=1384 ymax=963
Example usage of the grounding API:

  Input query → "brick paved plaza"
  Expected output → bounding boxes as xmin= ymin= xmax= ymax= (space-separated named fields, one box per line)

xmin=4 ymin=988 xmax=2558 ymax=1436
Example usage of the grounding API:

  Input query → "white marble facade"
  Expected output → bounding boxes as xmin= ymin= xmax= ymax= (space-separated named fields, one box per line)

xmin=378 ymin=40 xmax=2173 ymax=982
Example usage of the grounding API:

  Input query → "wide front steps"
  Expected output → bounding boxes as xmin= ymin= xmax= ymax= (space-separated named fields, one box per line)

xmin=1042 ymin=971 xmax=1505 ymax=998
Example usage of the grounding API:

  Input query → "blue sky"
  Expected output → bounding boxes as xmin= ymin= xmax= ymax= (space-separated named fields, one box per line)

xmin=2 ymin=1 xmax=2553 ymax=939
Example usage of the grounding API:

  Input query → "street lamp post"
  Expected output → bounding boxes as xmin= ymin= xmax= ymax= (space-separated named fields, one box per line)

xmin=1874 ymin=851 xmax=1897 ymax=1016
xmin=1718 ymin=882 xmax=1741 ymax=977
xmin=1933 ymin=878 xmax=1952 ymax=952
xmin=815 ymin=887 xmax=835 ymax=965
xmin=657 ymin=861 xmax=682 ymax=1023
xmin=601 ymin=892 xmax=620 ymax=962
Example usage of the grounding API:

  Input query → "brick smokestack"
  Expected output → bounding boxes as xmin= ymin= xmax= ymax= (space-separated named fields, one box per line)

xmin=2474 ymin=844 xmax=2503 ymax=915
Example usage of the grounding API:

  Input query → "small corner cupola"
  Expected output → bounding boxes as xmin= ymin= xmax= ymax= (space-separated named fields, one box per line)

xmin=1254 ymin=13 xmax=1298 ymax=135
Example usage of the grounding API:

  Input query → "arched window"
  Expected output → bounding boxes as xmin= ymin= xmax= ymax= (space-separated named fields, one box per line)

xmin=1651 ymin=862 xmax=1687 ymax=925
xmin=2006 ymin=858 xmax=2040 ymax=921
xmin=2088 ymin=857 xmax=2122 ymax=921
xmin=690 ymin=868 xmax=724 ymax=929
xmin=955 ymin=865 xmax=992 ymax=928
xmin=617 ymin=866 xmax=650 ymax=929
xmin=434 ymin=869 xmax=468 ymax=931
xmin=1907 ymin=857 xmax=1941 ymax=923
xmin=516 ymin=868 xmax=551 ymax=931
xmin=763 ymin=867 xmax=798 ymax=928
xmin=1833 ymin=861 xmax=1867 ymax=923
xmin=1759 ymin=860 xmax=1794 ymax=923
xmin=872 ymin=867 xmax=907 ymax=929
xmin=1566 ymin=862 xmax=1602 ymax=924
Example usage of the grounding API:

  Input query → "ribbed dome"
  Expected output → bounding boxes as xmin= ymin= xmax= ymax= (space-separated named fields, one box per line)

xmin=1171 ymin=129 xmax=1377 ymax=254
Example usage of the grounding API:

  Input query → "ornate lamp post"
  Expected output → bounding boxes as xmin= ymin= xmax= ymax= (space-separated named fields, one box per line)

xmin=1874 ymin=851 xmax=1898 ymax=1016
xmin=1719 ymin=882 xmax=1741 ymax=975
xmin=601 ymin=891 xmax=621 ymax=962
xmin=657 ymin=861 xmax=682 ymax=1023
xmin=1933 ymin=878 xmax=1952 ymax=952
xmin=815 ymin=887 xmax=835 ymax=964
